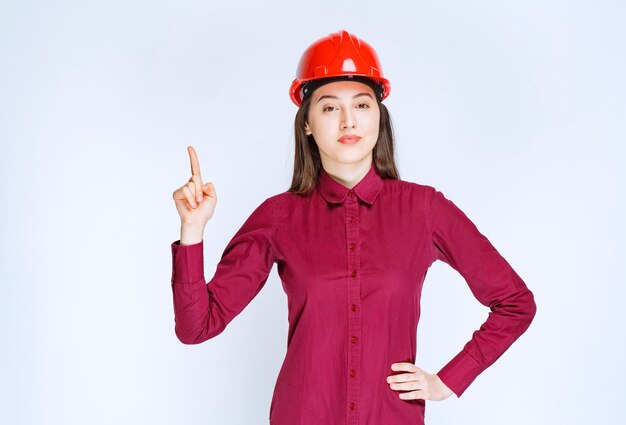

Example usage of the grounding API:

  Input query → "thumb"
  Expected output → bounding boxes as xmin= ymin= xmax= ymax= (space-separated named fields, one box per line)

xmin=202 ymin=182 xmax=215 ymax=196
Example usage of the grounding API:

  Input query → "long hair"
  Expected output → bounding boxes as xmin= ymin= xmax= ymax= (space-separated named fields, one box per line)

xmin=288 ymin=92 xmax=400 ymax=195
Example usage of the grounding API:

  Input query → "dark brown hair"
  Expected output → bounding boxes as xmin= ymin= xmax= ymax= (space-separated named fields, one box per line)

xmin=288 ymin=88 xmax=400 ymax=195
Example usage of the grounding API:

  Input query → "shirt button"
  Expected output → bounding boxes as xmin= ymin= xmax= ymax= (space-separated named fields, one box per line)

xmin=351 ymin=271 xmax=357 ymax=278
xmin=351 ymin=304 xmax=357 ymax=312
xmin=348 ymin=191 xmax=355 ymax=198
xmin=349 ymin=369 xmax=357 ymax=377
xmin=349 ymin=243 xmax=356 ymax=251
xmin=349 ymin=402 xmax=357 ymax=410
xmin=348 ymin=217 xmax=356 ymax=224
xmin=351 ymin=335 xmax=359 ymax=344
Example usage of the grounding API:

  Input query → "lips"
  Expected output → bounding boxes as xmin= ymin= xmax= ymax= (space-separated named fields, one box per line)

xmin=338 ymin=135 xmax=362 ymax=144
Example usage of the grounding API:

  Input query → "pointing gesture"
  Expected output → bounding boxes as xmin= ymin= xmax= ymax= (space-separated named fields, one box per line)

xmin=187 ymin=145 xmax=206 ymax=203
xmin=172 ymin=146 xmax=217 ymax=231
xmin=189 ymin=144 xmax=202 ymax=180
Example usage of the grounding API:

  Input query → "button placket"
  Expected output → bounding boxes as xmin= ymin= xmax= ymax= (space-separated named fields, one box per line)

xmin=345 ymin=189 xmax=361 ymax=424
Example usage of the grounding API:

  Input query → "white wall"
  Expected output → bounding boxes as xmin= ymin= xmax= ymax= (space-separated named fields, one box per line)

xmin=1 ymin=0 xmax=624 ymax=424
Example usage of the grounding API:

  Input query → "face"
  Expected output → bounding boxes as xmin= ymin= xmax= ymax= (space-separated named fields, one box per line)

xmin=304 ymin=80 xmax=380 ymax=171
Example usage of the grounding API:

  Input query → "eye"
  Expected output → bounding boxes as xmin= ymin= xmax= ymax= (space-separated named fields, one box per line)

xmin=322 ymin=105 xmax=337 ymax=112
xmin=356 ymin=103 xmax=370 ymax=109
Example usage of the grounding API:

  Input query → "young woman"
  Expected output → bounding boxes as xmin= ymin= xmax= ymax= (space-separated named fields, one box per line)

xmin=170 ymin=30 xmax=536 ymax=425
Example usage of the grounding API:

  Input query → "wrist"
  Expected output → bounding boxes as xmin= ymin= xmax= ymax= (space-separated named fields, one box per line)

xmin=434 ymin=374 xmax=454 ymax=398
xmin=180 ymin=223 xmax=206 ymax=245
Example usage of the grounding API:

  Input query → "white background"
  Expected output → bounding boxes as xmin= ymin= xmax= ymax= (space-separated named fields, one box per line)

xmin=1 ymin=1 xmax=624 ymax=424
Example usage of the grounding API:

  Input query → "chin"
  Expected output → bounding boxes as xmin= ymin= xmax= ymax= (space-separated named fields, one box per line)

xmin=321 ymin=146 xmax=374 ymax=167
xmin=332 ymin=155 xmax=372 ymax=165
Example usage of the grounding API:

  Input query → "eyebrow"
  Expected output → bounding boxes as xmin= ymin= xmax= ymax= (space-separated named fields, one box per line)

xmin=316 ymin=92 xmax=374 ymax=104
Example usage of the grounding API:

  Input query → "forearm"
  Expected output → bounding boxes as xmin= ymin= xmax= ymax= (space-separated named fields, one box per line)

xmin=437 ymin=286 xmax=537 ymax=397
xmin=171 ymin=240 xmax=227 ymax=344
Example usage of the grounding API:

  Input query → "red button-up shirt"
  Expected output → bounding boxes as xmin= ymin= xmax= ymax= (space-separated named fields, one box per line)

xmin=170 ymin=162 xmax=536 ymax=425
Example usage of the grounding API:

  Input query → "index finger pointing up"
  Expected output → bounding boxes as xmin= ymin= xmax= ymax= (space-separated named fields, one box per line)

xmin=187 ymin=145 xmax=202 ymax=178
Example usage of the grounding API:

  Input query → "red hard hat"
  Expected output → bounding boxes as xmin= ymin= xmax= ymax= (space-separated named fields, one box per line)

xmin=289 ymin=30 xmax=391 ymax=107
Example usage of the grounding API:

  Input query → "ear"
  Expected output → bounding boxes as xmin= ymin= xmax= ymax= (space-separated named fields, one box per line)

xmin=304 ymin=122 xmax=312 ymax=136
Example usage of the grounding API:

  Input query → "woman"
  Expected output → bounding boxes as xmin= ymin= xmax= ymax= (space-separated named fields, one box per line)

xmin=170 ymin=30 xmax=536 ymax=425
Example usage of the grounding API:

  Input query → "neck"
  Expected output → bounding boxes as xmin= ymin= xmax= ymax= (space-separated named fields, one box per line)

xmin=321 ymin=158 xmax=372 ymax=189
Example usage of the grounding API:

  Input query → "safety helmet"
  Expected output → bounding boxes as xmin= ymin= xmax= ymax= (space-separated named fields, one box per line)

xmin=289 ymin=30 xmax=391 ymax=107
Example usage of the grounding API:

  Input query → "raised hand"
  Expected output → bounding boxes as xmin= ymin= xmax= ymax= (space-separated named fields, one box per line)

xmin=172 ymin=146 xmax=217 ymax=232
xmin=386 ymin=363 xmax=454 ymax=401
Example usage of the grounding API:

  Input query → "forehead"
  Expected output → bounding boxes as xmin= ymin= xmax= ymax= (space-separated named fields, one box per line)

xmin=312 ymin=80 xmax=375 ymax=101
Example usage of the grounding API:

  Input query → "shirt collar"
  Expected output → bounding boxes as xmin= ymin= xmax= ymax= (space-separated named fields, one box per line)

xmin=317 ymin=162 xmax=384 ymax=205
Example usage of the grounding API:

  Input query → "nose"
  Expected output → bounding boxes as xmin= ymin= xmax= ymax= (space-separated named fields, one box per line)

xmin=340 ymin=108 xmax=356 ymax=129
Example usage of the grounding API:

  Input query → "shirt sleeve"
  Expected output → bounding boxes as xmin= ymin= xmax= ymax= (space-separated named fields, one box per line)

xmin=170 ymin=197 xmax=277 ymax=344
xmin=427 ymin=187 xmax=537 ymax=397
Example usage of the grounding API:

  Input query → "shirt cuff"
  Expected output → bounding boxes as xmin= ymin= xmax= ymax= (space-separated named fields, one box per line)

xmin=436 ymin=350 xmax=484 ymax=398
xmin=171 ymin=239 xmax=205 ymax=284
